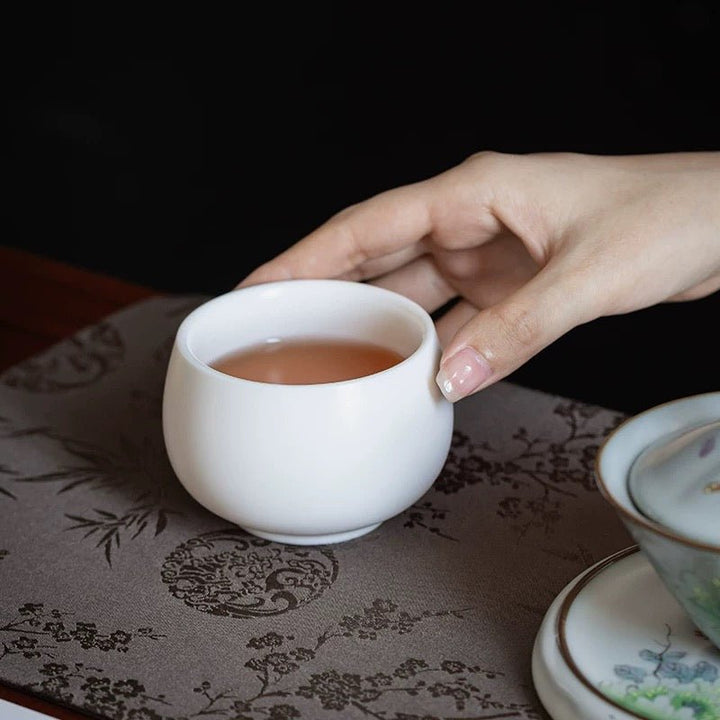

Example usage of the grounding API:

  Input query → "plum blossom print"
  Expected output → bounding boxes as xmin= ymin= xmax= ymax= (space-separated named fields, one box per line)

xmin=176 ymin=598 xmax=537 ymax=719
xmin=0 ymin=603 xmax=164 ymax=662
xmin=425 ymin=401 xmax=624 ymax=537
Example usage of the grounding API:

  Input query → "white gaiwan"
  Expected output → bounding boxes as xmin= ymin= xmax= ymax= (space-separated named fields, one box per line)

xmin=628 ymin=419 xmax=720 ymax=546
xmin=595 ymin=392 xmax=720 ymax=651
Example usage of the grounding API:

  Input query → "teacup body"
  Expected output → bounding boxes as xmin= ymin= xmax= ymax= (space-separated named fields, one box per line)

xmin=596 ymin=392 xmax=720 ymax=649
xmin=162 ymin=279 xmax=454 ymax=545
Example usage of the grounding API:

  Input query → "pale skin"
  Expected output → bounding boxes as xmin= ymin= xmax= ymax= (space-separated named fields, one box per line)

xmin=239 ymin=151 xmax=720 ymax=401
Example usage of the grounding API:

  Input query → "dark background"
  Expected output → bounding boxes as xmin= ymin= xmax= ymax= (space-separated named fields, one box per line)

xmin=4 ymin=2 xmax=720 ymax=414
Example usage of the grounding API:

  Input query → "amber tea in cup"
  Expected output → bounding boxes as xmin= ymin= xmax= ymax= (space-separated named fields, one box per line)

xmin=211 ymin=337 xmax=405 ymax=385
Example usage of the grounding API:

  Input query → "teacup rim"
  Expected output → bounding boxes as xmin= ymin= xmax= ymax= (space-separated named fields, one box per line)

xmin=595 ymin=390 xmax=720 ymax=553
xmin=173 ymin=278 xmax=438 ymax=390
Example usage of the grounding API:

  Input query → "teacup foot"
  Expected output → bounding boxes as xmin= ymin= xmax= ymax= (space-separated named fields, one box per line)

xmin=241 ymin=522 xmax=382 ymax=545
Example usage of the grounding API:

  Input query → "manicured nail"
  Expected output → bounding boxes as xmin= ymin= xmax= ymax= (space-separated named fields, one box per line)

xmin=435 ymin=347 xmax=492 ymax=402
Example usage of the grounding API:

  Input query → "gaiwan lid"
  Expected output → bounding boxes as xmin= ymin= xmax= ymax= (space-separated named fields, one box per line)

xmin=628 ymin=419 xmax=720 ymax=546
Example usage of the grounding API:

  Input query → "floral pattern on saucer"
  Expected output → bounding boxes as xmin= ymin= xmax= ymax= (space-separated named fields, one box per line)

xmin=535 ymin=547 xmax=720 ymax=720
xmin=601 ymin=626 xmax=720 ymax=719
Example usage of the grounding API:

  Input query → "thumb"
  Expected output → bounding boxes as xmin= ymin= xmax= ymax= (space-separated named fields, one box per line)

xmin=435 ymin=265 xmax=594 ymax=402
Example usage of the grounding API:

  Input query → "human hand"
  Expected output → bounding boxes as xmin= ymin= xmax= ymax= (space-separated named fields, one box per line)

xmin=239 ymin=151 xmax=720 ymax=402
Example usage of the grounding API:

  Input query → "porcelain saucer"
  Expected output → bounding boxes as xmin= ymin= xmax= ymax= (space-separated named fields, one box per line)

xmin=532 ymin=545 xmax=720 ymax=720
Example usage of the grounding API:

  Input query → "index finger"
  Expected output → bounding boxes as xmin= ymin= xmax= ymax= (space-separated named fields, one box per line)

xmin=238 ymin=180 xmax=435 ymax=287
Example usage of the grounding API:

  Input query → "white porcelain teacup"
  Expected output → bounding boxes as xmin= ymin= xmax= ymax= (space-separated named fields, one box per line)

xmin=596 ymin=391 xmax=720 ymax=649
xmin=162 ymin=279 xmax=454 ymax=545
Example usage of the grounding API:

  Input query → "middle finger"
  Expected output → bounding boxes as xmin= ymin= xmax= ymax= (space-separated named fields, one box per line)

xmin=369 ymin=254 xmax=457 ymax=313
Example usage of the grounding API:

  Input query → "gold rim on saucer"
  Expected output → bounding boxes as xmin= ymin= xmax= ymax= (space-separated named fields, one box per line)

xmin=556 ymin=545 xmax=647 ymax=719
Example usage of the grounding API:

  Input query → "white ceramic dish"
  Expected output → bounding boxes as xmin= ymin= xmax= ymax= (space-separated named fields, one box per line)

xmin=532 ymin=545 xmax=720 ymax=720
xmin=0 ymin=699 xmax=53 ymax=719
xmin=162 ymin=279 xmax=454 ymax=545
xmin=595 ymin=392 xmax=720 ymax=649
xmin=628 ymin=418 xmax=720 ymax=546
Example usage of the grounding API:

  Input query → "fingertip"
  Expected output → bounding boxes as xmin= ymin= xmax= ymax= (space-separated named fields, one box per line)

xmin=434 ymin=265 xmax=590 ymax=402
xmin=435 ymin=346 xmax=494 ymax=402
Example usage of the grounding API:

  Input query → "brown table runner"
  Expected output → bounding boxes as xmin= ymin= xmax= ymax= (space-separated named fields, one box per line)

xmin=0 ymin=295 xmax=633 ymax=720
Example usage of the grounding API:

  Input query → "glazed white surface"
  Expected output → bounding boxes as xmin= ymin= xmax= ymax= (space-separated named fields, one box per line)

xmin=0 ymin=699 xmax=53 ymax=719
xmin=162 ymin=279 xmax=454 ymax=544
xmin=533 ymin=548 xmax=720 ymax=720
xmin=629 ymin=419 xmax=720 ymax=545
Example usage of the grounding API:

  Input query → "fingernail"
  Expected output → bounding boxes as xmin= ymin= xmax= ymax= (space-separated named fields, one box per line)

xmin=435 ymin=347 xmax=492 ymax=402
